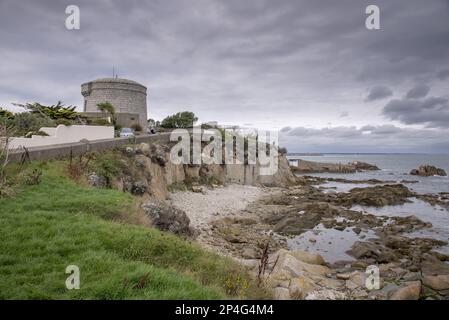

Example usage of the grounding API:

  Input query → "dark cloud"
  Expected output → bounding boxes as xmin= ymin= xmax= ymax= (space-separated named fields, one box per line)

xmin=383 ymin=96 xmax=449 ymax=128
xmin=0 ymin=0 xmax=448 ymax=152
xmin=437 ymin=69 xmax=449 ymax=80
xmin=366 ymin=86 xmax=393 ymax=101
xmin=406 ymin=85 xmax=430 ymax=99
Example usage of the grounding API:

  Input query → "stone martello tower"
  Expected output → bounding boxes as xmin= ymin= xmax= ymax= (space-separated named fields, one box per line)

xmin=81 ymin=78 xmax=147 ymax=130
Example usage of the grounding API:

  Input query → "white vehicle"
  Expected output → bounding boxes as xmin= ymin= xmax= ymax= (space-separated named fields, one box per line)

xmin=119 ymin=127 xmax=135 ymax=138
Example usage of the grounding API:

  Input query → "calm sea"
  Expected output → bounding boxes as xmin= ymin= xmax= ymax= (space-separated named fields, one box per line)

xmin=287 ymin=153 xmax=449 ymax=194
xmin=286 ymin=154 xmax=449 ymax=261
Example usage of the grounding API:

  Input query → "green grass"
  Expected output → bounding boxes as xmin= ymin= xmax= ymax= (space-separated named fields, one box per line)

xmin=0 ymin=161 xmax=261 ymax=299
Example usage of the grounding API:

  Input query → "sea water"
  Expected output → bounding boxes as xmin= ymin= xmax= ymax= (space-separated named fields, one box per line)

xmin=286 ymin=154 xmax=449 ymax=262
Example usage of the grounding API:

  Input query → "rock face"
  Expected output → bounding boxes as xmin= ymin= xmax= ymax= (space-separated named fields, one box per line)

xmin=141 ymin=200 xmax=194 ymax=237
xmin=102 ymin=142 xmax=297 ymax=201
xmin=410 ymin=165 xmax=447 ymax=177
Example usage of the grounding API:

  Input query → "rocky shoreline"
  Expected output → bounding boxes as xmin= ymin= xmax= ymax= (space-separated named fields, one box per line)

xmin=168 ymin=176 xmax=449 ymax=300
xmin=87 ymin=143 xmax=449 ymax=300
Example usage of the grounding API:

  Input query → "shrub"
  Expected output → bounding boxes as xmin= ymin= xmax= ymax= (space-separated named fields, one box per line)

xmin=90 ymin=119 xmax=111 ymax=126
xmin=55 ymin=118 xmax=75 ymax=126
xmin=23 ymin=168 xmax=43 ymax=185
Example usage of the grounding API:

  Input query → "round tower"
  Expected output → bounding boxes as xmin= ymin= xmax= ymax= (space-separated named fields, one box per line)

xmin=81 ymin=78 xmax=147 ymax=130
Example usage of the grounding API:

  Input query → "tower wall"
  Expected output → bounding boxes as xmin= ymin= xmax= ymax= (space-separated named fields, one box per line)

xmin=81 ymin=78 xmax=147 ymax=130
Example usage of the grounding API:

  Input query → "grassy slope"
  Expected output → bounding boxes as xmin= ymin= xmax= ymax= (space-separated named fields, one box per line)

xmin=0 ymin=161 xmax=256 ymax=299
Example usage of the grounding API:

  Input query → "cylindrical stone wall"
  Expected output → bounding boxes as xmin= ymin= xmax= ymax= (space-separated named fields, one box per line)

xmin=81 ymin=78 xmax=147 ymax=130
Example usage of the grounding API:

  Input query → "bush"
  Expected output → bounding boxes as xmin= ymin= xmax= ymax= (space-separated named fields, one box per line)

xmin=55 ymin=118 xmax=75 ymax=126
xmin=90 ymin=119 xmax=111 ymax=126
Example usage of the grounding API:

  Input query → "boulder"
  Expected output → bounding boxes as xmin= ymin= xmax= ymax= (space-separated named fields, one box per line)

xmin=289 ymin=276 xmax=317 ymax=299
xmin=347 ymin=241 xmax=397 ymax=263
xmin=390 ymin=281 xmax=421 ymax=300
xmin=273 ymin=287 xmax=290 ymax=300
xmin=289 ymin=250 xmax=325 ymax=265
xmin=305 ymin=289 xmax=347 ymax=300
xmin=191 ymin=186 xmax=205 ymax=194
xmin=135 ymin=142 xmax=150 ymax=156
xmin=345 ymin=271 xmax=365 ymax=290
xmin=130 ymin=181 xmax=147 ymax=196
xmin=272 ymin=250 xmax=331 ymax=278
xmin=423 ymin=275 xmax=449 ymax=291
xmin=88 ymin=173 xmax=108 ymax=188
xmin=410 ymin=165 xmax=447 ymax=177
xmin=141 ymin=200 xmax=194 ymax=237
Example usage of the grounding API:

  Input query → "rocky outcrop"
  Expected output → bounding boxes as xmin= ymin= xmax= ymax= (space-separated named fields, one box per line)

xmin=291 ymin=159 xmax=379 ymax=174
xmin=410 ymin=165 xmax=447 ymax=177
xmin=334 ymin=184 xmax=415 ymax=207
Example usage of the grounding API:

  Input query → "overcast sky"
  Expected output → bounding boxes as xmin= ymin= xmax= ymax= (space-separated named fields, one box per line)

xmin=1 ymin=0 xmax=448 ymax=153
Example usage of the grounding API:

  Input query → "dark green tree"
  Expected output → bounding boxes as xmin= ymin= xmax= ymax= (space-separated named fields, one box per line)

xmin=13 ymin=101 xmax=79 ymax=120
xmin=161 ymin=111 xmax=198 ymax=128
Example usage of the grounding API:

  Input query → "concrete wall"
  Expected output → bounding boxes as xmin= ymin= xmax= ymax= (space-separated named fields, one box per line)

xmin=9 ymin=125 xmax=114 ymax=149
xmin=82 ymin=112 xmax=142 ymax=130
xmin=81 ymin=78 xmax=147 ymax=130
xmin=8 ymin=133 xmax=171 ymax=162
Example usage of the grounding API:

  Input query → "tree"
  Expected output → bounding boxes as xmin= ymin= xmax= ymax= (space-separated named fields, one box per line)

xmin=9 ymin=112 xmax=54 ymax=137
xmin=147 ymin=118 xmax=160 ymax=128
xmin=0 ymin=108 xmax=14 ymax=119
xmin=13 ymin=101 xmax=79 ymax=120
xmin=96 ymin=102 xmax=116 ymax=125
xmin=161 ymin=111 xmax=198 ymax=128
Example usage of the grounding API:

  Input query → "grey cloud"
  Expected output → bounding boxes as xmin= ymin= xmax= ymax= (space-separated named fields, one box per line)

xmin=437 ymin=69 xmax=449 ymax=80
xmin=366 ymin=86 xmax=393 ymax=101
xmin=0 ymin=0 xmax=449 ymax=153
xmin=406 ymin=85 xmax=430 ymax=99
xmin=279 ymin=124 xmax=449 ymax=153
xmin=383 ymin=96 xmax=449 ymax=128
